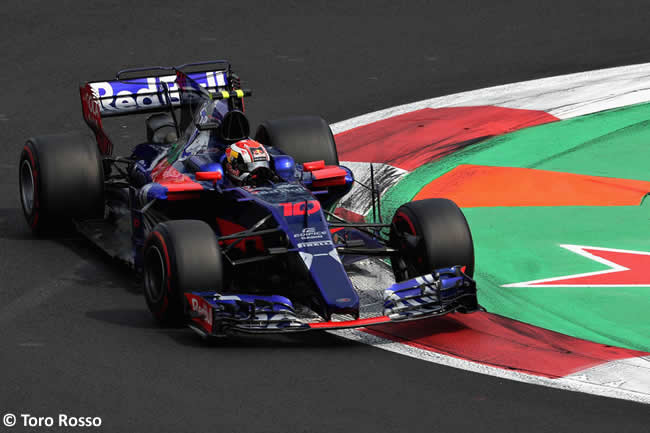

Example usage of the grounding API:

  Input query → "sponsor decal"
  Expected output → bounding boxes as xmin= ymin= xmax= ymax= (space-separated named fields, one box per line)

xmin=296 ymin=240 xmax=333 ymax=249
xmin=252 ymin=146 xmax=268 ymax=161
xmin=80 ymin=84 xmax=101 ymax=127
xmin=80 ymin=83 xmax=112 ymax=154
xmin=296 ymin=227 xmax=328 ymax=241
xmin=89 ymin=71 xmax=226 ymax=115
xmin=190 ymin=296 xmax=213 ymax=328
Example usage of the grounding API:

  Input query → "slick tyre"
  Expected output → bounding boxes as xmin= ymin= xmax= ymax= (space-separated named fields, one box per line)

xmin=19 ymin=133 xmax=104 ymax=235
xmin=389 ymin=198 xmax=474 ymax=282
xmin=255 ymin=116 xmax=339 ymax=165
xmin=143 ymin=220 xmax=223 ymax=326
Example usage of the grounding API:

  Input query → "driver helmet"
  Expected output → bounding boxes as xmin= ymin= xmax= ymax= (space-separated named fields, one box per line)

xmin=225 ymin=139 xmax=271 ymax=183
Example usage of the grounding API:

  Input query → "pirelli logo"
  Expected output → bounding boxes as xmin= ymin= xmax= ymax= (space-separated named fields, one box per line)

xmin=297 ymin=241 xmax=333 ymax=249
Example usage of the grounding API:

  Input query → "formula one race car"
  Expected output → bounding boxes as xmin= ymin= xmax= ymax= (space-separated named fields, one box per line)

xmin=19 ymin=61 xmax=479 ymax=336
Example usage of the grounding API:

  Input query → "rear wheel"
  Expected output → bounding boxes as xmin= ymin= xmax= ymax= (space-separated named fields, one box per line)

xmin=19 ymin=133 xmax=104 ymax=234
xmin=143 ymin=220 xmax=223 ymax=326
xmin=389 ymin=198 xmax=474 ymax=282
xmin=255 ymin=116 xmax=339 ymax=165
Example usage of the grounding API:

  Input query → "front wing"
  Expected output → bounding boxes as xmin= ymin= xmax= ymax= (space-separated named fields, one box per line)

xmin=184 ymin=266 xmax=479 ymax=337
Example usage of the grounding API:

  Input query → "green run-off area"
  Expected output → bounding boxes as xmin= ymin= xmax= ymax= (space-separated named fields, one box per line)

xmin=469 ymin=204 xmax=650 ymax=351
xmin=381 ymin=102 xmax=650 ymax=351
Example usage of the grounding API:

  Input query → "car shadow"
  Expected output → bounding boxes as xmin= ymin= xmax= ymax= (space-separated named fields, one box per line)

xmin=85 ymin=308 xmax=158 ymax=329
xmin=168 ymin=327 xmax=360 ymax=349
xmin=60 ymin=237 xmax=142 ymax=295
xmin=1 ymin=205 xmax=139 ymax=296
xmin=0 ymin=206 xmax=36 ymax=240
xmin=85 ymin=306 xmax=359 ymax=349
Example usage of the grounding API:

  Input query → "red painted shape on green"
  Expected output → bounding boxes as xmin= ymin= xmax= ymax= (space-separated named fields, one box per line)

xmin=336 ymin=107 xmax=558 ymax=171
xmin=526 ymin=246 xmax=650 ymax=287
xmin=414 ymin=164 xmax=650 ymax=207
xmin=365 ymin=312 xmax=648 ymax=378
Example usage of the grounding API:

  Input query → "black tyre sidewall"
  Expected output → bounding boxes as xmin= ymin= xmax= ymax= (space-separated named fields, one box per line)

xmin=19 ymin=133 xmax=104 ymax=234
xmin=255 ymin=116 xmax=339 ymax=165
xmin=19 ymin=142 xmax=43 ymax=231
xmin=391 ymin=198 xmax=475 ymax=280
xmin=143 ymin=220 xmax=223 ymax=326
xmin=143 ymin=226 xmax=183 ymax=325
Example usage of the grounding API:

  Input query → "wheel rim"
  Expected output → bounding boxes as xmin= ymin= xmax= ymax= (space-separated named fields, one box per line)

xmin=393 ymin=256 xmax=411 ymax=282
xmin=20 ymin=159 xmax=35 ymax=216
xmin=144 ymin=245 xmax=166 ymax=303
xmin=391 ymin=212 xmax=420 ymax=282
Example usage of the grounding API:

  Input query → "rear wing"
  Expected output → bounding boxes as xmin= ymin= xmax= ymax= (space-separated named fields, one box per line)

xmin=84 ymin=64 xmax=230 ymax=117
xmin=79 ymin=61 xmax=248 ymax=155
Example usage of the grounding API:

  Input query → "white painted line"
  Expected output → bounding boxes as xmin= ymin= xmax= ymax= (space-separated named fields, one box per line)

xmin=331 ymin=62 xmax=650 ymax=134
xmin=503 ymin=244 xmax=650 ymax=287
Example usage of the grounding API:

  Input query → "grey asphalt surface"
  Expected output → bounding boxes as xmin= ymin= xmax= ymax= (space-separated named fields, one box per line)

xmin=2 ymin=1 xmax=650 ymax=432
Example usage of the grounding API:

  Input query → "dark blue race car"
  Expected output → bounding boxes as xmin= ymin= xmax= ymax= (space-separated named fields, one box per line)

xmin=19 ymin=61 xmax=479 ymax=337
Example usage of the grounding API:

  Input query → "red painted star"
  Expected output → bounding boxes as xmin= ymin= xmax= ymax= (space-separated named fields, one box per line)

xmin=503 ymin=244 xmax=650 ymax=287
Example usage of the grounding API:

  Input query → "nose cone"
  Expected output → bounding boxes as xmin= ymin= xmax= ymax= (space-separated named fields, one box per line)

xmin=297 ymin=246 xmax=360 ymax=318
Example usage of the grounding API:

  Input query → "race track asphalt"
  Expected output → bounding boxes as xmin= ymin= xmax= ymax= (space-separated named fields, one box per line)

xmin=1 ymin=1 xmax=650 ymax=432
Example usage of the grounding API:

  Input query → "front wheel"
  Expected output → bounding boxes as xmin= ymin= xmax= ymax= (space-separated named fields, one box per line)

xmin=389 ymin=198 xmax=475 ymax=282
xmin=143 ymin=220 xmax=223 ymax=326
